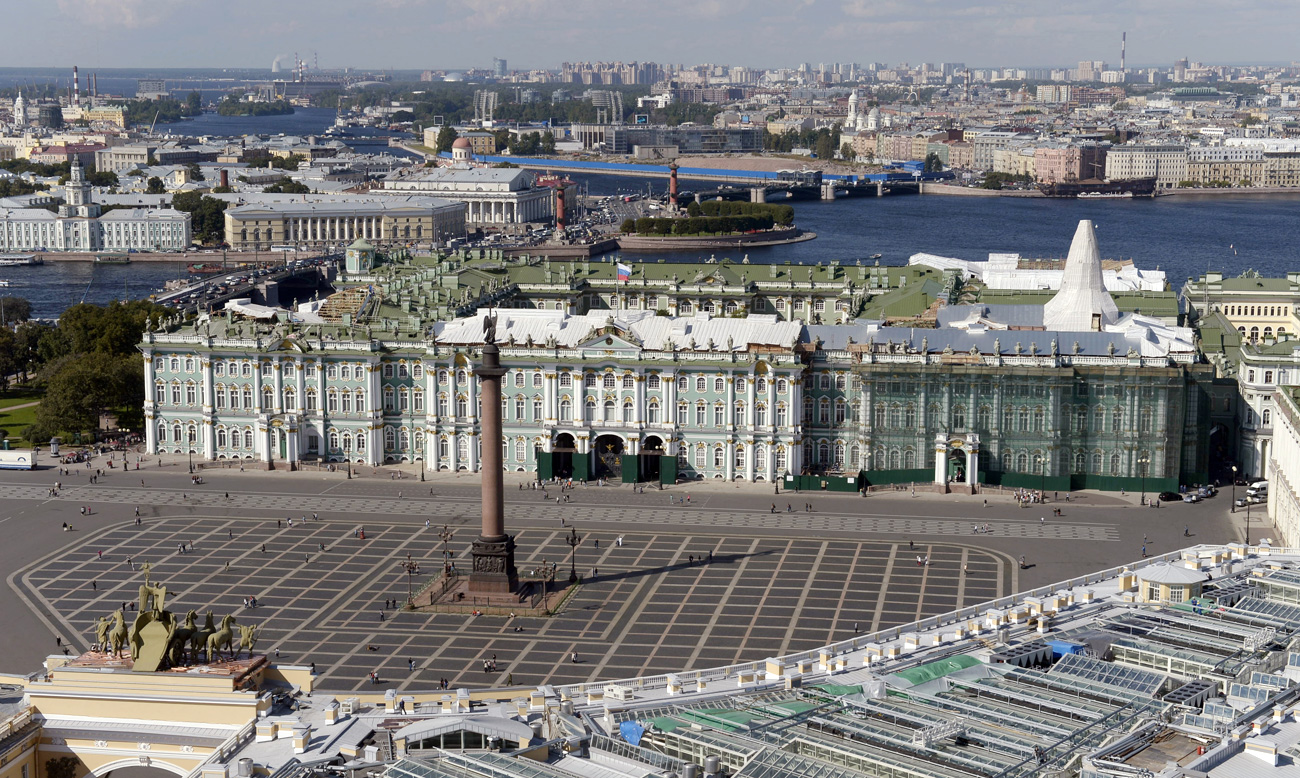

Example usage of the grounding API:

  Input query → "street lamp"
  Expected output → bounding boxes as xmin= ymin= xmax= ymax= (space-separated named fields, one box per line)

xmin=188 ymin=449 xmax=193 ymax=474
xmin=1035 ymin=453 xmax=1045 ymax=499
xmin=438 ymin=524 xmax=455 ymax=576
xmin=565 ymin=525 xmax=582 ymax=584
xmin=1246 ymin=492 xmax=1253 ymax=546
xmin=1231 ymin=465 xmax=1238 ymax=513
xmin=400 ymin=557 xmax=420 ymax=607
xmin=1138 ymin=454 xmax=1150 ymax=506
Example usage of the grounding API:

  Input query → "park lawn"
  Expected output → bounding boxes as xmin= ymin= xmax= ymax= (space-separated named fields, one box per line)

xmin=0 ymin=389 xmax=41 ymax=410
xmin=0 ymin=402 xmax=39 ymax=446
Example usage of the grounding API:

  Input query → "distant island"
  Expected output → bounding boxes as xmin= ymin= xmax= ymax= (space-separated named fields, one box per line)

xmin=216 ymin=98 xmax=295 ymax=117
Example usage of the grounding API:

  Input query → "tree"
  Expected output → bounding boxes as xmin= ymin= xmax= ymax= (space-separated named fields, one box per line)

xmin=185 ymin=91 xmax=202 ymax=114
xmin=435 ymin=126 xmax=458 ymax=153
xmin=263 ymin=177 xmax=310 ymax=194
xmin=813 ymin=132 xmax=836 ymax=161
xmin=186 ymin=163 xmax=204 ymax=182
xmin=87 ymin=170 xmax=119 ymax=187
xmin=840 ymin=143 xmax=856 ymax=162
xmin=924 ymin=152 xmax=944 ymax=173
xmin=620 ymin=218 xmax=635 ymax=233
xmin=0 ymin=296 xmax=31 ymax=326
xmin=172 ymin=192 xmax=229 ymax=244
xmin=27 ymin=352 xmax=142 ymax=442
xmin=146 ymin=176 xmax=166 ymax=194
xmin=539 ymin=132 xmax=556 ymax=154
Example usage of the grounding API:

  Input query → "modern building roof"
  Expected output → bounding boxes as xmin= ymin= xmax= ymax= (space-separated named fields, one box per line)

xmin=1137 ymin=562 xmax=1209 ymax=585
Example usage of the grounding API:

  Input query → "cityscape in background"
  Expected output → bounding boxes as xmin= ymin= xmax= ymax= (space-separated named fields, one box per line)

xmin=5 ymin=12 xmax=1300 ymax=778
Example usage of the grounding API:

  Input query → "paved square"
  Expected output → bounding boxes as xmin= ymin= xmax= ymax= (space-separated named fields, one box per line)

xmin=19 ymin=514 xmax=1012 ymax=691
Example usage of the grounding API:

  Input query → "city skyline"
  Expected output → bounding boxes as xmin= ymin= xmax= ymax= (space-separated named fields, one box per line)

xmin=25 ymin=0 xmax=1300 ymax=72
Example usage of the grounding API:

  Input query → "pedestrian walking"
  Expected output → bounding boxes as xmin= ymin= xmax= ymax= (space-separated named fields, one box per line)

xmin=91 ymin=580 xmax=97 ymax=590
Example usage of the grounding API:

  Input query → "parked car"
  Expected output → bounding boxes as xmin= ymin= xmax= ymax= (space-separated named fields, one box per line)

xmin=1159 ymin=491 xmax=1181 ymax=503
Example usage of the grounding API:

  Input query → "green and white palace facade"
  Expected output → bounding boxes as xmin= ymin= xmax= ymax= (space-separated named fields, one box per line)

xmin=140 ymin=221 xmax=1229 ymax=492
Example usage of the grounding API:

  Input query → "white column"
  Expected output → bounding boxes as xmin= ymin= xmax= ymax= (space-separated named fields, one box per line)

xmin=744 ymin=441 xmax=754 ymax=481
xmin=449 ymin=432 xmax=459 ymax=471
xmin=726 ymin=373 xmax=736 ymax=429
xmin=273 ymin=361 xmax=283 ymax=414
xmin=666 ymin=372 xmax=677 ymax=429
xmin=635 ymin=374 xmax=645 ymax=425
xmin=544 ymin=372 xmax=556 ymax=423
xmin=745 ymin=375 xmax=756 ymax=428
xmin=726 ymin=441 xmax=735 ymax=481
xmin=468 ymin=431 xmax=479 ymax=472
xmin=934 ymin=435 xmax=948 ymax=485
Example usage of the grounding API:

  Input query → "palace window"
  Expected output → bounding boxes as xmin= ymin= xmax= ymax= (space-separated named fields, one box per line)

xmin=775 ymin=404 xmax=787 ymax=426
xmin=623 ymin=375 xmax=635 ymax=389
xmin=623 ymin=400 xmax=634 ymax=423
xmin=695 ymin=402 xmax=706 ymax=426
xmin=647 ymin=401 xmax=660 ymax=424
xmin=755 ymin=403 xmax=766 ymax=426
xmin=585 ymin=399 xmax=596 ymax=422
xmin=559 ymin=399 xmax=572 ymax=422
xmin=532 ymin=398 xmax=542 ymax=420
xmin=696 ymin=376 xmax=707 ymax=392
xmin=714 ymin=377 xmax=725 ymax=393
xmin=384 ymin=364 xmax=395 ymax=379
xmin=648 ymin=374 xmax=661 ymax=389
xmin=603 ymin=374 xmax=616 ymax=389
xmin=559 ymin=373 xmax=572 ymax=388
xmin=677 ymin=402 xmax=688 ymax=425
xmin=515 ymin=397 xmax=526 ymax=419
xmin=284 ymin=387 xmax=296 ymax=411
xmin=713 ymin=404 xmax=724 ymax=426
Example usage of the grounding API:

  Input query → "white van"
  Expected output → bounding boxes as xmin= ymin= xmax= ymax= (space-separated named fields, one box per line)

xmin=1247 ymin=480 xmax=1269 ymax=497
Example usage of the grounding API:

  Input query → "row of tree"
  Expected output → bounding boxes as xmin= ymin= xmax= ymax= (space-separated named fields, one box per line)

xmin=216 ymin=98 xmax=294 ymax=117
xmin=118 ymin=94 xmax=203 ymax=127
xmin=170 ymin=192 xmax=229 ymax=244
xmin=0 ymin=299 xmax=170 ymax=443
xmin=692 ymin=200 xmax=795 ymax=225
xmin=763 ymin=126 xmax=843 ymax=159
xmin=621 ymin=215 xmax=777 ymax=235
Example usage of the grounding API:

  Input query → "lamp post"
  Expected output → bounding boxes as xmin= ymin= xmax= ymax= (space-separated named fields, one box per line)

xmin=1035 ymin=454 xmax=1045 ymax=500
xmin=1231 ymin=465 xmax=1238 ymax=513
xmin=188 ymin=449 xmax=193 ymax=474
xmin=565 ymin=525 xmax=582 ymax=584
xmin=1138 ymin=454 xmax=1150 ymax=506
xmin=438 ymin=524 xmax=454 ymax=576
xmin=400 ymin=557 xmax=420 ymax=607
xmin=1246 ymin=493 xmax=1253 ymax=546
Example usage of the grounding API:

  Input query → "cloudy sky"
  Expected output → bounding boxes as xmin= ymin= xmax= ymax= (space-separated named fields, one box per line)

xmin=28 ymin=0 xmax=1300 ymax=71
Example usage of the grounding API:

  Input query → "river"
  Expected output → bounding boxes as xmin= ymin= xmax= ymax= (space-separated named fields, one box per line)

xmin=9 ymin=126 xmax=1300 ymax=317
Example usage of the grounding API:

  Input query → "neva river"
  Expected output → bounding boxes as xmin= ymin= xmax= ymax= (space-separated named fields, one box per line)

xmin=10 ymin=123 xmax=1300 ymax=317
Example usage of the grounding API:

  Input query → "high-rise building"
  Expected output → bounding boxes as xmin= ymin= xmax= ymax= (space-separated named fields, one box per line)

xmin=492 ymin=58 xmax=507 ymax=77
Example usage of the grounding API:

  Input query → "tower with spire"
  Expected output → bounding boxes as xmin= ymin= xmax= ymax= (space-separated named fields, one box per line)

xmin=59 ymin=157 xmax=99 ymax=218
xmin=1043 ymin=220 xmax=1118 ymax=332
xmin=12 ymin=90 xmax=24 ymax=126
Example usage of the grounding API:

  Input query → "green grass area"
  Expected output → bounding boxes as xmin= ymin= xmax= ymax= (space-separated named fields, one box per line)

xmin=0 ymin=402 xmax=39 ymax=446
xmin=0 ymin=389 xmax=41 ymax=411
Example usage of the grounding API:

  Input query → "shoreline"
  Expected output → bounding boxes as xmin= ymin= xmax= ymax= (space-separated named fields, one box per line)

xmin=617 ymin=227 xmax=813 ymax=251
xmin=5 ymin=252 xmax=300 ymax=264
xmin=1161 ymin=186 xmax=1300 ymax=198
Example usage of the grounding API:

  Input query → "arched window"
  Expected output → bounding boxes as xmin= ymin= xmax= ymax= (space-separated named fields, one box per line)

xmin=456 ymin=396 xmax=468 ymax=417
xmin=1033 ymin=406 xmax=1045 ymax=432
xmin=261 ymin=386 xmax=274 ymax=411
xmin=647 ymin=400 xmax=660 ymax=424
xmin=834 ymin=374 xmax=846 ymax=390
xmin=439 ymin=438 xmax=449 ymax=459
xmin=1092 ymin=452 xmax=1103 ymax=473
xmin=284 ymin=387 xmax=296 ymax=411
xmin=514 ymin=372 xmax=525 ymax=388
xmin=713 ymin=446 xmax=725 ymax=468
xmin=903 ymin=448 xmax=915 ymax=468
xmin=755 ymin=445 xmax=767 ymax=472
xmin=952 ymin=404 xmax=966 ymax=429
xmin=734 ymin=446 xmax=745 ymax=470
xmin=355 ymin=432 xmax=365 ymax=452
xmin=217 ymin=428 xmax=228 ymax=448
xmin=400 ymin=429 xmax=410 ymax=450
xmin=603 ymin=400 xmax=615 ymax=422
xmin=817 ymin=441 xmax=830 ymax=464
xmin=775 ymin=404 xmax=788 ymax=426
xmin=384 ymin=427 xmax=396 ymax=450
xmin=888 ymin=448 xmax=900 ymax=469
xmin=515 ymin=439 xmax=526 ymax=462
xmin=834 ymin=399 xmax=846 ymax=424
xmin=755 ymin=403 xmax=767 ymax=426
xmin=833 ymin=441 xmax=845 ymax=468
xmin=585 ymin=399 xmax=597 ymax=422
xmin=622 ymin=375 xmax=635 ymax=389
xmin=532 ymin=372 xmax=542 ymax=388
xmin=383 ymin=386 xmax=395 ymax=412
xmin=714 ymin=377 xmax=725 ymax=393
xmin=648 ymin=374 xmax=661 ymax=389
xmin=1110 ymin=453 xmax=1121 ymax=475
xmin=1016 ymin=452 xmax=1028 ymax=472
xmin=695 ymin=376 xmax=707 ymax=392
xmin=905 ymin=404 xmax=916 ymax=427
xmin=776 ymin=378 xmax=788 ymax=393
xmin=560 ymin=399 xmax=572 ymax=422
xmin=977 ymin=405 xmax=991 ymax=430
xmin=818 ymin=397 xmax=830 ymax=424
xmin=603 ymin=374 xmax=616 ymax=389
xmin=622 ymin=400 xmax=634 ymax=423
xmin=1264 ymin=409 xmax=1272 ymax=426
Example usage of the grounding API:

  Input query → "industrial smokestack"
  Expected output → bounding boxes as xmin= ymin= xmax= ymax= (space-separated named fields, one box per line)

xmin=73 ymin=65 xmax=80 ymax=107
xmin=1121 ymin=32 xmax=1126 ymax=74
xmin=92 ymin=73 xmax=97 ymax=98
xmin=220 ymin=169 xmax=229 ymax=189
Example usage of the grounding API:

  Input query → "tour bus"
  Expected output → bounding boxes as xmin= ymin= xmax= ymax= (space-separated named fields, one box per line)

xmin=0 ymin=450 xmax=35 ymax=470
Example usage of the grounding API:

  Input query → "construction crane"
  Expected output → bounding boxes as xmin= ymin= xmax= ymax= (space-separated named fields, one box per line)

xmin=149 ymin=111 xmax=160 ymax=134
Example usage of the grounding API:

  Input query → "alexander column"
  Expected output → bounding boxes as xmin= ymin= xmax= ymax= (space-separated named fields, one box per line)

xmin=468 ymin=311 xmax=519 ymax=593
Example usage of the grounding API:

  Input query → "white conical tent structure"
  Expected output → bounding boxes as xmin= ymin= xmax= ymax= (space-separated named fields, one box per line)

xmin=1043 ymin=220 xmax=1119 ymax=332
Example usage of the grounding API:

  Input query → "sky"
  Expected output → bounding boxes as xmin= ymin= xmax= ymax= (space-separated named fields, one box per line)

xmin=14 ymin=0 xmax=1300 ymax=71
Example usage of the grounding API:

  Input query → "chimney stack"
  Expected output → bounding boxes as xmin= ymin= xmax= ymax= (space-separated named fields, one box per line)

xmin=1120 ymin=32 xmax=1126 ymax=74
xmin=73 ymin=65 xmax=80 ymax=107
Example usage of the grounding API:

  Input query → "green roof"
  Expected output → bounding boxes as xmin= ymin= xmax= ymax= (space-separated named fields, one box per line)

xmin=890 ymin=655 xmax=982 ymax=686
xmin=348 ymin=238 xmax=374 ymax=251
xmin=812 ymin=684 xmax=863 ymax=697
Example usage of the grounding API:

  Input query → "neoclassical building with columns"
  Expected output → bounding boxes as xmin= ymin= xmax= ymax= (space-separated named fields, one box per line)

xmin=380 ymin=166 xmax=555 ymax=228
xmin=141 ymin=309 xmax=808 ymax=484
xmin=221 ymin=194 xmax=466 ymax=251
xmin=140 ymin=220 xmax=1226 ymax=491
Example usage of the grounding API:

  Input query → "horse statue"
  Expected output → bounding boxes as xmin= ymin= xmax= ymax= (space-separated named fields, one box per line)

xmin=205 ymin=615 xmax=236 ymax=662
xmin=237 ymin=624 xmax=259 ymax=658
xmin=190 ymin=612 xmax=216 ymax=658
xmin=167 ymin=610 xmax=198 ymax=666
xmin=108 ymin=609 xmax=129 ymax=657
xmin=94 ymin=616 xmax=111 ymax=651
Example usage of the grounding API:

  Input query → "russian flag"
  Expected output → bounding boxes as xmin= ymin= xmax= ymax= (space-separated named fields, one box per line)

xmin=617 ymin=262 xmax=632 ymax=281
